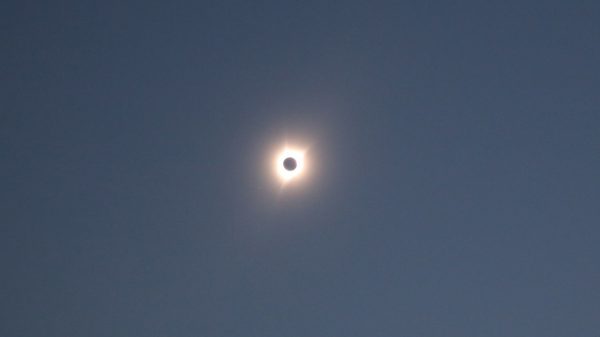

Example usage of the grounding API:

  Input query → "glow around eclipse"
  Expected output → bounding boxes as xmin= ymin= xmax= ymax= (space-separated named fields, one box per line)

xmin=274 ymin=148 xmax=305 ymax=183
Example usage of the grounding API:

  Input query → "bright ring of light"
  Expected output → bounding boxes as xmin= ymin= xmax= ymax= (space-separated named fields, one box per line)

xmin=275 ymin=148 xmax=305 ymax=182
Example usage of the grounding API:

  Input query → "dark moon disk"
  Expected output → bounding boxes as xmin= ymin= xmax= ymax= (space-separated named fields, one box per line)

xmin=283 ymin=157 xmax=297 ymax=171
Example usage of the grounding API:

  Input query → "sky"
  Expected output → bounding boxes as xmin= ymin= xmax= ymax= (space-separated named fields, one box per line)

xmin=2 ymin=1 xmax=599 ymax=336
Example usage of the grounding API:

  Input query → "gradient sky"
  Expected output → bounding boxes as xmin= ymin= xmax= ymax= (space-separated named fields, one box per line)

xmin=2 ymin=1 xmax=600 ymax=336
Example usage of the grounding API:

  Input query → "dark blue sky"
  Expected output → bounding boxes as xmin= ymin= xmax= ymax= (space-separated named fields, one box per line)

xmin=2 ymin=1 xmax=599 ymax=336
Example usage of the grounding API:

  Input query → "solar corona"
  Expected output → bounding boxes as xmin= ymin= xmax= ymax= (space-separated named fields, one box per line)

xmin=274 ymin=147 xmax=305 ymax=183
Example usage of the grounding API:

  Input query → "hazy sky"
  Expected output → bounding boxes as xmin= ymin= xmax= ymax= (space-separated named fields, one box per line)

xmin=2 ymin=1 xmax=599 ymax=336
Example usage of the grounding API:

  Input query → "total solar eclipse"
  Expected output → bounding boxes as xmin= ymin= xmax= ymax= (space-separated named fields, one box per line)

xmin=274 ymin=147 xmax=305 ymax=183
xmin=283 ymin=157 xmax=297 ymax=171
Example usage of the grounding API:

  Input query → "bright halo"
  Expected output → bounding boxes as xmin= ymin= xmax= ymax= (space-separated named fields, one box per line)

xmin=275 ymin=148 xmax=305 ymax=183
